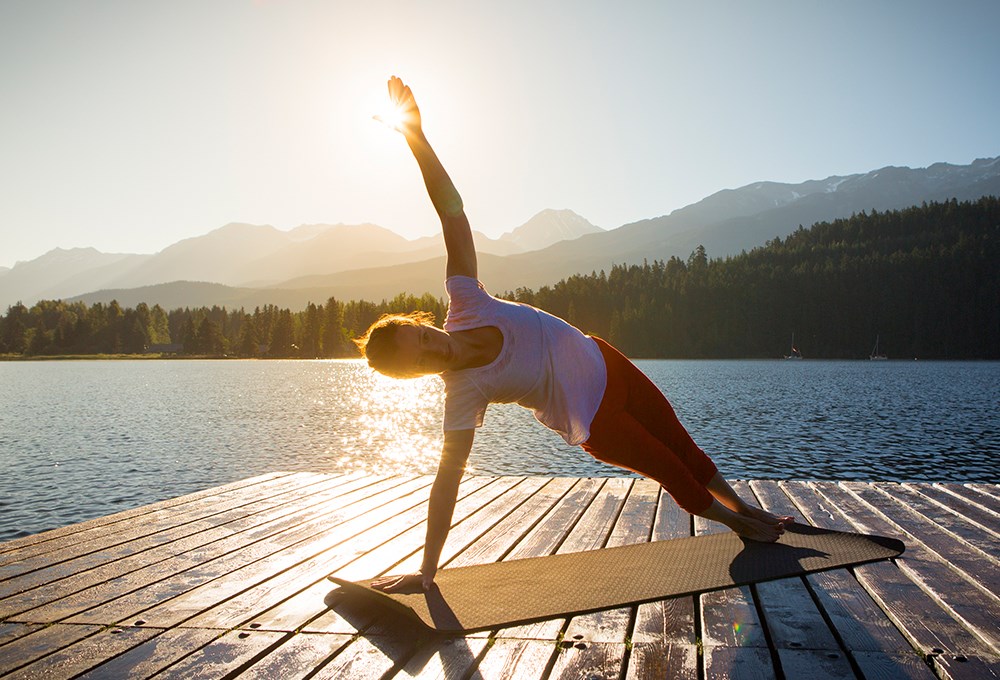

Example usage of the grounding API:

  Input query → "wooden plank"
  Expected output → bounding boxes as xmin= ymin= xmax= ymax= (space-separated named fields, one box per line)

xmin=230 ymin=475 xmax=538 ymax=674
xmin=842 ymin=481 xmax=1000 ymax=651
xmin=774 ymin=648 xmax=856 ymax=680
xmin=702 ymin=646 xmax=773 ymax=680
xmin=630 ymin=489 xmax=696 ymax=647
xmin=348 ymin=476 xmax=544 ymax=580
xmin=378 ymin=478 xmax=635 ymax=680
xmin=184 ymin=476 xmax=531 ymax=631
xmin=4 ymin=476 xmax=432 ymax=623
xmin=902 ymin=484 xmax=1000 ymax=544
xmin=962 ymin=484 xmax=1000 ymax=508
xmin=500 ymin=477 xmax=631 ymax=643
xmin=880 ymin=483 xmax=1000 ymax=572
xmin=761 ymin=481 xmax=924 ymax=670
xmin=307 ymin=633 xmax=426 ymax=680
xmin=394 ymin=636 xmax=490 ymax=679
xmin=936 ymin=484 xmax=1000 ymax=518
xmin=173 ymin=477 xmax=516 ymax=676
xmin=277 ymin=477 xmax=577 ymax=637
xmin=929 ymin=651 xmax=1000 ymax=680
xmin=467 ymin=638 xmax=555 ymax=679
xmin=551 ymin=478 xmax=662 ymax=680
xmin=232 ymin=632 xmax=353 ymax=679
xmin=2 ymin=625 xmax=160 ymax=680
xmin=625 ymin=487 xmax=698 ymax=680
xmin=0 ymin=472 xmax=308 ymax=565
xmin=562 ymin=478 xmax=659 ymax=644
xmin=143 ymin=629 xmax=287 ymax=679
xmin=547 ymin=640 xmax=628 ymax=680
xmin=360 ymin=475 xmax=574 ymax=676
xmin=851 ymin=650 xmax=938 ymax=680
xmin=75 ymin=628 xmax=222 ymax=680
xmin=695 ymin=491 xmax=775 ymax=680
xmin=120 ymin=477 xmax=501 ymax=630
xmin=461 ymin=478 xmax=609 ymax=678
xmin=7 ymin=474 xmax=998 ymax=680
xmin=435 ymin=477 xmax=578 ymax=570
xmin=51 ymin=476 xmax=444 ymax=626
xmin=740 ymin=480 xmax=851 ymax=680
xmin=0 ymin=472 xmax=297 ymax=557
xmin=625 ymin=641 xmax=699 ymax=680
xmin=854 ymin=483 xmax=1000 ymax=590
xmin=775 ymin=481 xmax=933 ymax=680
xmin=300 ymin=480 xmax=600 ymax=672
xmin=0 ymin=624 xmax=103 ymax=676
xmin=0 ymin=473 xmax=350 ymax=577
xmin=494 ymin=478 xmax=606 ymax=567
xmin=0 ymin=622 xmax=42 ymax=647
xmin=0 ymin=473 xmax=385 ymax=603
xmin=809 ymin=481 xmax=996 ymax=661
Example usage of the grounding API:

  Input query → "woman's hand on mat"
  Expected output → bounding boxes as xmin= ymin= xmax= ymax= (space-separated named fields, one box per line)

xmin=371 ymin=571 xmax=434 ymax=594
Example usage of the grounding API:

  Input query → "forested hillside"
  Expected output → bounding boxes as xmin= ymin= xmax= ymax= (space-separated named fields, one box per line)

xmin=1 ymin=198 xmax=997 ymax=360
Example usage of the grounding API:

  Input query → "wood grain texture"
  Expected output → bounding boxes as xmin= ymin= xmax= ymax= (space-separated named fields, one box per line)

xmin=1 ymin=475 xmax=992 ymax=679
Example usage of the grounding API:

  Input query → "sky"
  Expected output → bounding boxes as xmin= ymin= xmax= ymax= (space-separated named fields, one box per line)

xmin=1 ymin=1 xmax=998 ymax=269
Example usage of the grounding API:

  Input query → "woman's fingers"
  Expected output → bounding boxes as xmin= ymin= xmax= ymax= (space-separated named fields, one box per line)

xmin=370 ymin=572 xmax=430 ymax=593
xmin=388 ymin=76 xmax=402 ymax=103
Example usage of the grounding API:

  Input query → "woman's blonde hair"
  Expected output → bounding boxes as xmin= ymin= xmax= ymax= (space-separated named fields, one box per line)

xmin=354 ymin=310 xmax=437 ymax=378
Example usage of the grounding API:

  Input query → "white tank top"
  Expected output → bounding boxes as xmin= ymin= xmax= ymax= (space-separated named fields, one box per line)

xmin=441 ymin=276 xmax=607 ymax=445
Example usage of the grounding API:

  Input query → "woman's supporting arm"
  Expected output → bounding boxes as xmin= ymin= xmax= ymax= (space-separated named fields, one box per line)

xmin=420 ymin=428 xmax=474 ymax=582
xmin=387 ymin=76 xmax=477 ymax=279
xmin=371 ymin=428 xmax=474 ymax=592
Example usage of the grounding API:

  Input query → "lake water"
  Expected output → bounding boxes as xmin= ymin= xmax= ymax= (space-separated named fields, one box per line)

xmin=1 ymin=359 xmax=997 ymax=540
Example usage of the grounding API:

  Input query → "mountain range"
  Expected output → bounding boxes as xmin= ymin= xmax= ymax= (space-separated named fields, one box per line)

xmin=2 ymin=157 xmax=997 ymax=311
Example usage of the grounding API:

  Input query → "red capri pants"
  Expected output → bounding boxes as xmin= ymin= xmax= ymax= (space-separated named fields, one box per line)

xmin=581 ymin=337 xmax=718 ymax=515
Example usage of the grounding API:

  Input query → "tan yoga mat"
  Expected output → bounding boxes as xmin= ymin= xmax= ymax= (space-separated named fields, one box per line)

xmin=328 ymin=523 xmax=904 ymax=633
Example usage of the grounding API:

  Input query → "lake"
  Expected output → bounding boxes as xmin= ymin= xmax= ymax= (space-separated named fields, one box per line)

xmin=1 ymin=359 xmax=997 ymax=540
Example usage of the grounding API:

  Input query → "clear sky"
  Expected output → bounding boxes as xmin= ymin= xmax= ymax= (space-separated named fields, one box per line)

xmin=1 ymin=0 xmax=998 ymax=268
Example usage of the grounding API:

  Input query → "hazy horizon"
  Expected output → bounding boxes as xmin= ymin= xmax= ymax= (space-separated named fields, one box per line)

xmin=2 ymin=1 xmax=998 ymax=269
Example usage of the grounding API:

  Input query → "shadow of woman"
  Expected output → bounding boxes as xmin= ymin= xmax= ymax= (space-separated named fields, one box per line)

xmin=324 ymin=586 xmax=484 ymax=678
xmin=727 ymin=523 xmax=898 ymax=586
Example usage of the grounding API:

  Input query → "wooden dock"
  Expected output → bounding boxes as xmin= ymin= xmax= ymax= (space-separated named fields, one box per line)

xmin=0 ymin=472 xmax=997 ymax=679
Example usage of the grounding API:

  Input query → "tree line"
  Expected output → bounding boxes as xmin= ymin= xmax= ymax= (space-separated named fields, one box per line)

xmin=503 ymin=196 xmax=999 ymax=359
xmin=1 ymin=197 xmax=997 ymax=359
xmin=0 ymin=293 xmax=446 ymax=359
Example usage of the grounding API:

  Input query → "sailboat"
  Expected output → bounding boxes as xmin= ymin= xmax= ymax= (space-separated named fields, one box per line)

xmin=784 ymin=333 xmax=803 ymax=360
xmin=870 ymin=334 xmax=888 ymax=361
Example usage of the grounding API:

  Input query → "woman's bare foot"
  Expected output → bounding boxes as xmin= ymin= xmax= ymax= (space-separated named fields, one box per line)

xmin=733 ymin=515 xmax=785 ymax=542
xmin=741 ymin=504 xmax=794 ymax=526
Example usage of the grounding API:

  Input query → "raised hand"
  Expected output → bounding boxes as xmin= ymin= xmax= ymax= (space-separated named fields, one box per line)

xmin=374 ymin=75 xmax=422 ymax=137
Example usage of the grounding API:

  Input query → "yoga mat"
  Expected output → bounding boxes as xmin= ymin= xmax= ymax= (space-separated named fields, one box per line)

xmin=328 ymin=523 xmax=904 ymax=633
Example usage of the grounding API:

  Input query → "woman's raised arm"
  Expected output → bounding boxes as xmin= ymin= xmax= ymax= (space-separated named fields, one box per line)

xmin=386 ymin=76 xmax=477 ymax=279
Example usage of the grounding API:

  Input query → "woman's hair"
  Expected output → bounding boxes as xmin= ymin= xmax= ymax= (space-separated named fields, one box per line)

xmin=354 ymin=310 xmax=437 ymax=378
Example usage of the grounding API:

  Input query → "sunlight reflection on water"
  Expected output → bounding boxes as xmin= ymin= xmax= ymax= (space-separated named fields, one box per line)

xmin=332 ymin=365 xmax=444 ymax=475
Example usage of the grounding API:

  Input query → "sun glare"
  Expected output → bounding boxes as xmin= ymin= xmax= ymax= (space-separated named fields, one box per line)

xmin=374 ymin=103 xmax=406 ymax=132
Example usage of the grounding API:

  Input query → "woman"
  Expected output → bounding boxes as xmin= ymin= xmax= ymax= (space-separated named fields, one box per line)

xmin=359 ymin=77 xmax=792 ymax=593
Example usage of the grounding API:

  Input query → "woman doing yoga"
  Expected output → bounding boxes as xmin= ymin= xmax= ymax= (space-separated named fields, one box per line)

xmin=358 ymin=77 xmax=793 ymax=593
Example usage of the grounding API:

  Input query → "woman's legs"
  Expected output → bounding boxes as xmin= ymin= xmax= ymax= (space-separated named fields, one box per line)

xmin=584 ymin=337 xmax=791 ymax=537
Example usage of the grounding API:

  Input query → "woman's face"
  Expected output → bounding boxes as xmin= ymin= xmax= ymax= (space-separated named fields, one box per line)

xmin=393 ymin=324 xmax=455 ymax=376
